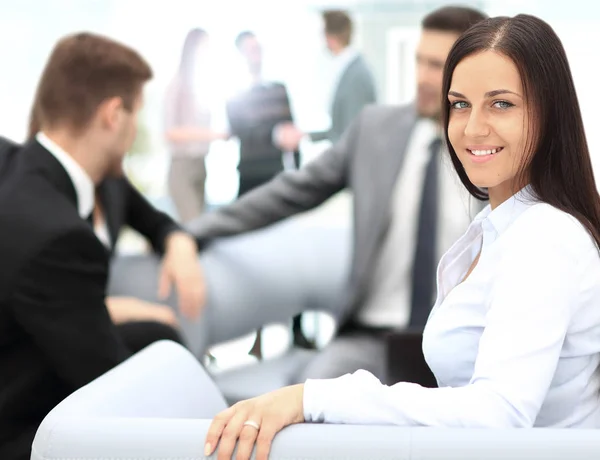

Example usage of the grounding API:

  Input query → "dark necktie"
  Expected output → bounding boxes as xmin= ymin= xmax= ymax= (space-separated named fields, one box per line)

xmin=409 ymin=137 xmax=442 ymax=328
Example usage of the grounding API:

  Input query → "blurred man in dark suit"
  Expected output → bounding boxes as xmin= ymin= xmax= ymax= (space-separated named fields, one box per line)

xmin=0 ymin=33 xmax=201 ymax=460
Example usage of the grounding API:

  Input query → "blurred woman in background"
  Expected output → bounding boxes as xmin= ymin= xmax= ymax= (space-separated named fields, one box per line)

xmin=164 ymin=28 xmax=228 ymax=223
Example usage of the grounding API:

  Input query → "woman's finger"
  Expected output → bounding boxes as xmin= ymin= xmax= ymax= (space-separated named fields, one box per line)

xmin=234 ymin=414 xmax=262 ymax=460
xmin=254 ymin=418 xmax=279 ymax=460
xmin=204 ymin=406 xmax=235 ymax=457
xmin=217 ymin=409 xmax=248 ymax=460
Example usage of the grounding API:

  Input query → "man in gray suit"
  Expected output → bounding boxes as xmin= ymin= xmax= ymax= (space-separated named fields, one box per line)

xmin=311 ymin=9 xmax=377 ymax=144
xmin=188 ymin=6 xmax=487 ymax=382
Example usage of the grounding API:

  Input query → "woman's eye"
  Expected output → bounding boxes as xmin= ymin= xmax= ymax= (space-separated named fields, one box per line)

xmin=493 ymin=100 xmax=514 ymax=109
xmin=450 ymin=101 xmax=469 ymax=109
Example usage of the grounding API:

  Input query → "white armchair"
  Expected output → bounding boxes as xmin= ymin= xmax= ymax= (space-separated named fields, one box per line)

xmin=31 ymin=340 xmax=600 ymax=460
xmin=31 ymin=340 xmax=226 ymax=460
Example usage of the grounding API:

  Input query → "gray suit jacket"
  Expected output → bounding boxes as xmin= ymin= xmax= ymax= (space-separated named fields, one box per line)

xmin=310 ymin=55 xmax=377 ymax=144
xmin=189 ymin=104 xmax=464 ymax=323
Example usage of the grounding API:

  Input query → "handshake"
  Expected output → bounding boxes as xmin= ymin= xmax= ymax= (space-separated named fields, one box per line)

xmin=273 ymin=122 xmax=305 ymax=152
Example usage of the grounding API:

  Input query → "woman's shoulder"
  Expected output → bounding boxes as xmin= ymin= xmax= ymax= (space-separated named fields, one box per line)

xmin=512 ymin=202 xmax=598 ymax=256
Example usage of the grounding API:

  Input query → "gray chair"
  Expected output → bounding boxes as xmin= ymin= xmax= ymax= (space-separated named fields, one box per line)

xmin=32 ymin=340 xmax=600 ymax=460
xmin=107 ymin=219 xmax=351 ymax=403
xmin=214 ymin=348 xmax=317 ymax=405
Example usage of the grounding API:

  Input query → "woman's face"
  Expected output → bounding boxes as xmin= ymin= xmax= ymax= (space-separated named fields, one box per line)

xmin=447 ymin=50 xmax=533 ymax=207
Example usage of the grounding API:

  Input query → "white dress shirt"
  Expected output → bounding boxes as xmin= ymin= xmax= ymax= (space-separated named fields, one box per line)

xmin=36 ymin=132 xmax=111 ymax=247
xmin=305 ymin=187 xmax=600 ymax=428
xmin=358 ymin=119 xmax=477 ymax=327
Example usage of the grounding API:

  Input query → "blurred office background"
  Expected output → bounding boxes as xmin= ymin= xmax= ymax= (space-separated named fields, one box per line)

xmin=3 ymin=0 xmax=600 ymax=199
xmin=1 ymin=0 xmax=599 ymax=368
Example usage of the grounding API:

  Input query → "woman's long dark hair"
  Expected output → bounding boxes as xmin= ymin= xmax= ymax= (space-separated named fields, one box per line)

xmin=442 ymin=15 xmax=600 ymax=248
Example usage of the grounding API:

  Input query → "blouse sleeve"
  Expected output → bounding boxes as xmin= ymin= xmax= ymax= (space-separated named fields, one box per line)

xmin=304 ymin=213 xmax=583 ymax=428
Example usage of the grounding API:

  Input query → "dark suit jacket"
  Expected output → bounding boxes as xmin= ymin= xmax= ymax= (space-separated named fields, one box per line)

xmin=97 ymin=177 xmax=181 ymax=255
xmin=0 ymin=136 xmax=181 ymax=256
xmin=226 ymin=82 xmax=297 ymax=175
xmin=0 ymin=139 xmax=180 ymax=459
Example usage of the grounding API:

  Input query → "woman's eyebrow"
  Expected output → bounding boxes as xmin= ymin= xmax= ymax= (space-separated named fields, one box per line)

xmin=448 ymin=89 xmax=522 ymax=98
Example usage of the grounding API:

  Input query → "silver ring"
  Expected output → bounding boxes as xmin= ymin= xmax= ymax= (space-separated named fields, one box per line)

xmin=243 ymin=420 xmax=260 ymax=430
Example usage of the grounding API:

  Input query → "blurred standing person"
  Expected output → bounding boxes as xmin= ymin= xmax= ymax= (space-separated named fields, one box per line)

xmin=307 ymin=10 xmax=377 ymax=144
xmin=228 ymin=31 xmax=302 ymax=197
xmin=164 ymin=28 xmax=228 ymax=223
xmin=227 ymin=31 xmax=310 ymax=357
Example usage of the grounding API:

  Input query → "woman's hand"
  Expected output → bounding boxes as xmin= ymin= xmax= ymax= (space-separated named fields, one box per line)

xmin=205 ymin=384 xmax=305 ymax=460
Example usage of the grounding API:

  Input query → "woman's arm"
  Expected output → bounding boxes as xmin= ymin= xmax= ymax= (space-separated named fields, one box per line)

xmin=304 ymin=213 xmax=583 ymax=428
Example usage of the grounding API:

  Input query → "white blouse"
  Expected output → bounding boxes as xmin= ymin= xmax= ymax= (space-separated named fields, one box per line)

xmin=303 ymin=188 xmax=600 ymax=428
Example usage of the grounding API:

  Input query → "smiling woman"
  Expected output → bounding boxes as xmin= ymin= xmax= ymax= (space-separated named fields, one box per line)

xmin=442 ymin=15 xmax=600 ymax=238
xmin=446 ymin=51 xmax=529 ymax=207
xmin=204 ymin=14 xmax=600 ymax=460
